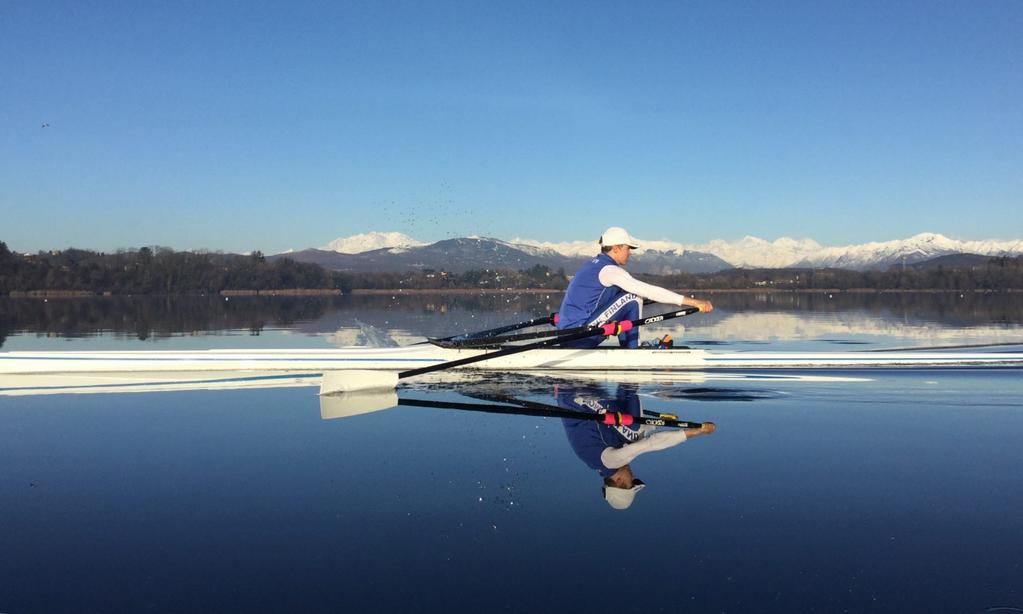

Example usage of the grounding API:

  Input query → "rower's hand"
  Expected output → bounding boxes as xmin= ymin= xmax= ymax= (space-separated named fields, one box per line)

xmin=683 ymin=421 xmax=716 ymax=439
xmin=687 ymin=299 xmax=713 ymax=313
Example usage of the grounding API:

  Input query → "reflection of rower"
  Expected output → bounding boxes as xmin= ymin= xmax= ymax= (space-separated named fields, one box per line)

xmin=556 ymin=383 xmax=715 ymax=510
xmin=320 ymin=385 xmax=713 ymax=509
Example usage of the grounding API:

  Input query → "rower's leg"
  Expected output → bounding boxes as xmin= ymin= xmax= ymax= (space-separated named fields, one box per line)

xmin=612 ymin=296 xmax=641 ymax=348
xmin=585 ymin=291 xmax=642 ymax=348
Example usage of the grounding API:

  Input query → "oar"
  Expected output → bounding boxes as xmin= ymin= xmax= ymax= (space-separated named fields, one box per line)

xmin=322 ymin=306 xmax=700 ymax=393
xmin=431 ymin=299 xmax=657 ymax=348
xmin=396 ymin=397 xmax=705 ymax=429
xmin=415 ymin=313 xmax=559 ymax=346
xmin=431 ymin=320 xmax=631 ymax=347
xmin=455 ymin=391 xmax=699 ymax=427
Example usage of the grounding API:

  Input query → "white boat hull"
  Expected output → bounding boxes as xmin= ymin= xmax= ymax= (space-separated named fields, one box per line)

xmin=2 ymin=345 xmax=1023 ymax=376
xmin=2 ymin=344 xmax=1019 ymax=396
xmin=2 ymin=345 xmax=722 ymax=374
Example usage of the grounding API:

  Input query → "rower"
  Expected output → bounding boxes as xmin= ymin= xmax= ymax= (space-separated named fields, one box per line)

xmin=557 ymin=227 xmax=713 ymax=349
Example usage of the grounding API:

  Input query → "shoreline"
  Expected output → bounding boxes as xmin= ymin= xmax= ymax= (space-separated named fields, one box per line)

xmin=3 ymin=287 xmax=1021 ymax=299
xmin=348 ymin=287 xmax=1023 ymax=295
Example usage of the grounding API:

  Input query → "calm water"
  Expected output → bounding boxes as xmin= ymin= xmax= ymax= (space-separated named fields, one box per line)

xmin=1 ymin=293 xmax=1022 ymax=612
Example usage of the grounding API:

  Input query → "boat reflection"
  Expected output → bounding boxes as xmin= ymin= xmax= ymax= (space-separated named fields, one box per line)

xmin=320 ymin=378 xmax=716 ymax=511
xmin=320 ymin=389 xmax=398 ymax=419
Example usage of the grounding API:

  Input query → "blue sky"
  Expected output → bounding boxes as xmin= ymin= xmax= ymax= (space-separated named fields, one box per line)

xmin=2 ymin=1 xmax=1020 ymax=254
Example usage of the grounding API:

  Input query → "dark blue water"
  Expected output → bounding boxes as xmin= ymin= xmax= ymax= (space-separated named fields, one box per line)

xmin=2 ymin=369 xmax=1021 ymax=613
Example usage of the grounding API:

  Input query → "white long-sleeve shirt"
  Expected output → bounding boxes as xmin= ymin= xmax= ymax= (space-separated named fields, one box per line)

xmin=598 ymin=264 xmax=688 ymax=305
xmin=600 ymin=426 xmax=688 ymax=469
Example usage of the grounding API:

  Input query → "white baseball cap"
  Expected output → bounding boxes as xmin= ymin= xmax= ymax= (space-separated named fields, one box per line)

xmin=603 ymin=479 xmax=646 ymax=510
xmin=599 ymin=227 xmax=640 ymax=249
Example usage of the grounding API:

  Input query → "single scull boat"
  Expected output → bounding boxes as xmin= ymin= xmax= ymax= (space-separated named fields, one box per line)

xmin=2 ymin=345 xmax=1022 ymax=375
xmin=2 ymin=306 xmax=1020 ymax=395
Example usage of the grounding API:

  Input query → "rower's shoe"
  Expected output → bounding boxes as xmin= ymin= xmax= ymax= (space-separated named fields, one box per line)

xmin=640 ymin=335 xmax=674 ymax=350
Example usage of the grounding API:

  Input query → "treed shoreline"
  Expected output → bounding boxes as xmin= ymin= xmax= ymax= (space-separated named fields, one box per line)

xmin=3 ymin=242 xmax=1023 ymax=295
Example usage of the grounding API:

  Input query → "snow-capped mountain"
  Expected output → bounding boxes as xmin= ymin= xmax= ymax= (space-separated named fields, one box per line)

xmin=322 ymin=231 xmax=426 ymax=254
xmin=688 ymin=236 xmax=825 ymax=269
xmin=792 ymin=233 xmax=1023 ymax=269
xmin=286 ymin=236 xmax=729 ymax=274
xmin=308 ymin=231 xmax=1023 ymax=271
xmin=514 ymin=232 xmax=1023 ymax=269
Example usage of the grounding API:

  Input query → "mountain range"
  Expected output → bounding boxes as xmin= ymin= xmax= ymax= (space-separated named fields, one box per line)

xmin=271 ymin=231 xmax=1023 ymax=274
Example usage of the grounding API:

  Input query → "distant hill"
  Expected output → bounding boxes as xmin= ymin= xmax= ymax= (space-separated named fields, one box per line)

xmin=904 ymin=253 xmax=997 ymax=269
xmin=271 ymin=237 xmax=734 ymax=275
xmin=4 ymin=242 xmax=1022 ymax=293
xmin=306 ymin=230 xmax=1023 ymax=271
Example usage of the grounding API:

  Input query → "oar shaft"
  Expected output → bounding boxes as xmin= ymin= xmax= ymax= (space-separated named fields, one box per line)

xmin=464 ymin=393 xmax=703 ymax=428
xmin=433 ymin=322 xmax=595 ymax=347
xmin=426 ymin=313 xmax=557 ymax=345
xmin=398 ymin=306 xmax=700 ymax=380
xmin=436 ymin=300 xmax=656 ymax=348
xmin=400 ymin=324 xmax=610 ymax=378
xmin=397 ymin=398 xmax=702 ymax=428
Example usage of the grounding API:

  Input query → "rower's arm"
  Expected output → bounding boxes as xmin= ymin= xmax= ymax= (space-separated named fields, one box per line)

xmin=600 ymin=430 xmax=686 ymax=469
xmin=598 ymin=265 xmax=686 ymax=305
xmin=598 ymin=265 xmax=712 ymax=313
xmin=599 ymin=422 xmax=716 ymax=469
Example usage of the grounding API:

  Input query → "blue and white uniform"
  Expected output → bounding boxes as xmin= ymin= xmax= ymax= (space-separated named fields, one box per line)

xmin=557 ymin=253 xmax=689 ymax=348
xmin=558 ymin=384 xmax=645 ymax=478
xmin=557 ymin=384 xmax=687 ymax=477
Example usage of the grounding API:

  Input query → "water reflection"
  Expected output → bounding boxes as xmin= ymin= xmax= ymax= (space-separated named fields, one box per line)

xmin=552 ymin=382 xmax=716 ymax=509
xmin=4 ymin=292 xmax=1023 ymax=350
xmin=320 ymin=378 xmax=719 ymax=511
xmin=0 ymin=294 xmax=562 ymax=348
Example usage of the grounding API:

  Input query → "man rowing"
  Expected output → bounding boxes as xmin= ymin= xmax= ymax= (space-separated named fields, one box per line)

xmin=557 ymin=227 xmax=713 ymax=348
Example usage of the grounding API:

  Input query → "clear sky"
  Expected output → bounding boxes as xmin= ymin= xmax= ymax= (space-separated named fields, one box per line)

xmin=2 ymin=1 xmax=1020 ymax=254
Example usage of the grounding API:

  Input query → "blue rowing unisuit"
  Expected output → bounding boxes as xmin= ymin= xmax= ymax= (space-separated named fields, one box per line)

xmin=558 ymin=253 xmax=620 ymax=328
xmin=557 ymin=253 xmax=640 ymax=348
xmin=557 ymin=384 xmax=644 ymax=477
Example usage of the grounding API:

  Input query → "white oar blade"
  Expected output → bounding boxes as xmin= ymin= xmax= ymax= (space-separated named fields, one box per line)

xmin=320 ymin=370 xmax=399 ymax=395
xmin=319 ymin=390 xmax=398 ymax=420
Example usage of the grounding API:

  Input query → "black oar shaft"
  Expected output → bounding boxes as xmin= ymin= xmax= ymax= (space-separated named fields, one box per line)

xmin=427 ymin=313 xmax=557 ymax=345
xmin=433 ymin=323 xmax=600 ymax=347
xmin=400 ymin=325 xmax=610 ymax=378
xmin=398 ymin=306 xmax=700 ymax=380
xmin=464 ymin=393 xmax=701 ymax=428
xmin=435 ymin=300 xmax=657 ymax=348
xmin=397 ymin=398 xmax=702 ymax=429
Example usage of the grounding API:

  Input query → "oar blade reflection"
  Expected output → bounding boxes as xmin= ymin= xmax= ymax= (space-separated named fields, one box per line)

xmin=319 ymin=390 xmax=399 ymax=420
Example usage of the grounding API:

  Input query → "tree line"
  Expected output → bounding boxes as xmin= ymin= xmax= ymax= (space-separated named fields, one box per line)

xmin=0 ymin=243 xmax=334 ymax=295
xmin=0 ymin=243 xmax=570 ymax=294
xmin=640 ymin=258 xmax=1023 ymax=291
xmin=2 ymin=242 xmax=1022 ymax=294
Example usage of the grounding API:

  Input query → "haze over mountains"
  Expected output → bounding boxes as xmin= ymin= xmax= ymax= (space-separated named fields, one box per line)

xmin=273 ymin=231 xmax=1023 ymax=274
